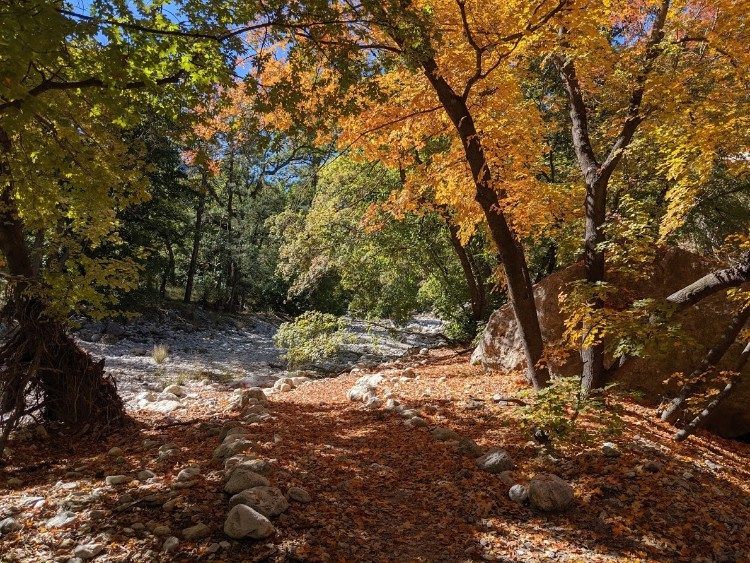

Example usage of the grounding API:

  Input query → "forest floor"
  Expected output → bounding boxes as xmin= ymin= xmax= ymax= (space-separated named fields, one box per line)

xmin=1 ymin=327 xmax=750 ymax=561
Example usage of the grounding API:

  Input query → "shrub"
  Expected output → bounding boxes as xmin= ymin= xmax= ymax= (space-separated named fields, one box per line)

xmin=152 ymin=344 xmax=169 ymax=364
xmin=274 ymin=311 xmax=352 ymax=367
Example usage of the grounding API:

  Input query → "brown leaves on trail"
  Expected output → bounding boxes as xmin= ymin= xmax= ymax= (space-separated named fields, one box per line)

xmin=1 ymin=348 xmax=749 ymax=561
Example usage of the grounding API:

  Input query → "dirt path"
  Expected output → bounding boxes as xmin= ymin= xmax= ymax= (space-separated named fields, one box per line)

xmin=2 ymin=350 xmax=749 ymax=562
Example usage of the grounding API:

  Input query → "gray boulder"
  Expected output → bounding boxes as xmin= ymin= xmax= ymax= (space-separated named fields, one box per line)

xmin=528 ymin=473 xmax=574 ymax=512
xmin=223 ymin=504 xmax=274 ymax=540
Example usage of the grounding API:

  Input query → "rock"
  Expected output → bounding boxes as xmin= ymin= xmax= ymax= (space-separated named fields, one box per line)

xmin=223 ymin=504 xmax=275 ymax=540
xmin=108 ymin=446 xmax=124 ymax=457
xmin=145 ymin=400 xmax=183 ymax=414
xmin=19 ymin=496 xmax=45 ymax=509
xmin=213 ymin=439 xmax=254 ymax=461
xmin=206 ymin=543 xmax=220 ymax=554
xmin=234 ymin=459 xmax=271 ymax=476
xmin=274 ymin=377 xmax=294 ymax=390
xmin=287 ymin=486 xmax=311 ymax=503
xmin=7 ymin=477 xmax=22 ymax=487
xmin=163 ymin=384 xmax=186 ymax=397
xmin=224 ymin=467 xmax=270 ymax=494
xmin=176 ymin=466 xmax=200 ymax=482
xmin=73 ymin=543 xmax=103 ymax=559
xmin=0 ymin=517 xmax=21 ymax=533
xmin=384 ymin=399 xmax=402 ymax=412
xmin=182 ymin=522 xmax=210 ymax=540
xmin=508 ymin=484 xmax=529 ymax=504
xmin=105 ymin=475 xmax=132 ymax=486
xmin=278 ymin=383 xmax=292 ymax=392
xmin=602 ymin=442 xmax=621 ymax=457
xmin=643 ymin=460 xmax=663 ymax=473
xmin=291 ymin=376 xmax=311 ymax=387
xmin=457 ymin=438 xmax=483 ymax=457
xmin=431 ymin=427 xmax=461 ymax=442
xmin=347 ymin=374 xmax=384 ymax=402
xmin=88 ymin=510 xmax=106 ymax=521
xmin=162 ymin=536 xmax=179 ymax=553
xmin=152 ymin=524 xmax=171 ymax=536
xmin=476 ymin=450 xmax=515 ymax=473
xmin=46 ymin=511 xmax=77 ymax=528
xmin=405 ymin=416 xmax=428 ymax=428
xmin=401 ymin=368 xmax=416 ymax=378
xmin=131 ymin=522 xmax=145 ymax=532
xmin=228 ymin=486 xmax=289 ymax=517
xmin=419 ymin=347 xmax=429 ymax=355
xmin=137 ymin=470 xmax=156 ymax=481
xmin=364 ymin=396 xmax=383 ymax=410
xmin=528 ymin=473 xmax=574 ymax=512
xmin=472 ymin=248 xmax=750 ymax=439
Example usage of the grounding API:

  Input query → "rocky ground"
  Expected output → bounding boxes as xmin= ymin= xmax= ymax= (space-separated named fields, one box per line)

xmin=1 ymin=317 xmax=749 ymax=562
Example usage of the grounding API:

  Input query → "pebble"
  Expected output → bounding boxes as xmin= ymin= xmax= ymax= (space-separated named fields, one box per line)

xmin=105 ymin=475 xmax=132 ymax=486
xmin=152 ymin=524 xmax=171 ymax=536
xmin=182 ymin=522 xmax=211 ymax=540
xmin=137 ymin=470 xmax=156 ymax=481
xmin=176 ymin=466 xmax=200 ymax=482
xmin=0 ymin=517 xmax=21 ymax=533
xmin=509 ymin=484 xmax=529 ymax=504
xmin=108 ymin=447 xmax=124 ymax=457
xmin=602 ymin=442 xmax=621 ymax=457
xmin=162 ymin=536 xmax=179 ymax=553
xmin=287 ymin=486 xmax=311 ymax=503
xmin=72 ymin=543 xmax=103 ymax=559
xmin=46 ymin=511 xmax=77 ymax=528
xmin=431 ymin=427 xmax=461 ymax=441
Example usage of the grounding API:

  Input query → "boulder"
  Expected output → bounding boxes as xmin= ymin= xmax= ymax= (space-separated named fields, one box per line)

xmin=73 ymin=543 xmax=103 ymax=559
xmin=228 ymin=486 xmax=289 ymax=517
xmin=287 ymin=486 xmax=311 ymax=503
xmin=471 ymin=248 xmax=750 ymax=438
xmin=224 ymin=504 xmax=274 ymax=540
xmin=528 ymin=473 xmax=574 ymax=512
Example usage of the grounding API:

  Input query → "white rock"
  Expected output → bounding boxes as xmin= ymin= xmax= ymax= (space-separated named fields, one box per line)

xmin=73 ymin=543 xmax=103 ymax=559
xmin=224 ymin=467 xmax=269 ymax=494
xmin=364 ymin=396 xmax=383 ymax=410
xmin=228 ymin=486 xmax=289 ymax=517
xmin=508 ymin=484 xmax=528 ymax=504
xmin=347 ymin=374 xmax=384 ymax=402
xmin=176 ymin=466 xmax=200 ymax=482
xmin=279 ymin=383 xmax=292 ymax=392
xmin=476 ymin=450 xmax=515 ymax=473
xmin=528 ymin=473 xmax=574 ymax=512
xmin=601 ymin=442 xmax=621 ymax=457
xmin=163 ymin=384 xmax=186 ymax=397
xmin=46 ymin=511 xmax=77 ymax=528
xmin=419 ymin=347 xmax=429 ymax=355
xmin=223 ymin=504 xmax=274 ymax=540
xmin=162 ymin=536 xmax=179 ymax=553
xmin=233 ymin=459 xmax=272 ymax=476
xmin=145 ymin=400 xmax=183 ymax=413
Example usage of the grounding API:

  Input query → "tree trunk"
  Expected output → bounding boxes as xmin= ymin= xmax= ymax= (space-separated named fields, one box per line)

xmin=674 ymin=341 xmax=750 ymax=441
xmin=418 ymin=57 xmax=549 ymax=389
xmin=184 ymin=172 xmax=207 ymax=304
xmin=0 ymin=128 xmax=123 ymax=448
xmin=660 ymin=304 xmax=750 ymax=422
xmin=159 ymin=239 xmax=174 ymax=299
xmin=447 ymin=221 xmax=485 ymax=324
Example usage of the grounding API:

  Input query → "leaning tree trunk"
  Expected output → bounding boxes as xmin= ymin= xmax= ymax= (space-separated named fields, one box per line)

xmin=447 ymin=221 xmax=485 ymax=325
xmin=674 ymin=341 xmax=750 ymax=442
xmin=659 ymin=304 xmax=750 ymax=423
xmin=0 ymin=128 xmax=123 ymax=453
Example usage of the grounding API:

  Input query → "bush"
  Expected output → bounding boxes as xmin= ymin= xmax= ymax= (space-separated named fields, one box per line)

xmin=274 ymin=311 xmax=352 ymax=367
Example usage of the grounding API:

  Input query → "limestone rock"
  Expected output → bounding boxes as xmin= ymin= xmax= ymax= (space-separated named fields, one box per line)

xmin=476 ymin=450 xmax=515 ymax=473
xmin=223 ymin=504 xmax=274 ymax=540
xmin=228 ymin=486 xmax=289 ymax=517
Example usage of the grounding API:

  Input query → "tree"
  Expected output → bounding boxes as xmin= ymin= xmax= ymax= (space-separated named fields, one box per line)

xmin=0 ymin=0 xmax=234 ymax=446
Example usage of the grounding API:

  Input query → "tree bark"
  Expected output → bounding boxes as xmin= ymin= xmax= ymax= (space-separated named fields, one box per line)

xmin=666 ymin=251 xmax=750 ymax=312
xmin=418 ymin=55 xmax=549 ymax=389
xmin=556 ymin=1 xmax=670 ymax=394
xmin=184 ymin=171 xmax=207 ymax=304
xmin=447 ymin=221 xmax=485 ymax=324
xmin=660 ymin=304 xmax=750 ymax=422
xmin=159 ymin=238 xmax=174 ymax=299
xmin=674 ymin=341 xmax=750 ymax=441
